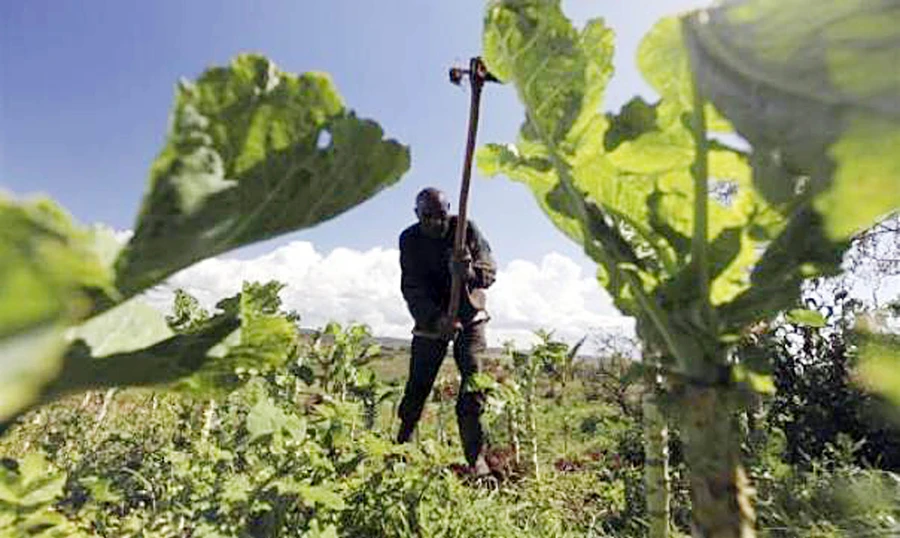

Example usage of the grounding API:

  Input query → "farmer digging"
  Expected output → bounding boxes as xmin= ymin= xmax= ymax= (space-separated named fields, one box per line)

xmin=395 ymin=187 xmax=497 ymax=475
xmin=394 ymin=58 xmax=499 ymax=475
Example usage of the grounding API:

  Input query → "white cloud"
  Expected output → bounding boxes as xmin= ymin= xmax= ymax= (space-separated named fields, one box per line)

xmin=139 ymin=241 xmax=631 ymax=351
xmin=113 ymin=229 xmax=134 ymax=244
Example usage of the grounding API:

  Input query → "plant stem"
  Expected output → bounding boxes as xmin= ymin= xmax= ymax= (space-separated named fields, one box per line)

xmin=201 ymin=398 xmax=217 ymax=442
xmin=643 ymin=372 xmax=670 ymax=538
xmin=681 ymin=22 xmax=756 ymax=536
xmin=690 ymin=83 xmax=711 ymax=308
xmin=681 ymin=386 xmax=756 ymax=537
xmin=92 ymin=387 xmax=118 ymax=434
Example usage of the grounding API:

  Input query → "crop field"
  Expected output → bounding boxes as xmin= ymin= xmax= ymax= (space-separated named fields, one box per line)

xmin=2 ymin=0 xmax=898 ymax=536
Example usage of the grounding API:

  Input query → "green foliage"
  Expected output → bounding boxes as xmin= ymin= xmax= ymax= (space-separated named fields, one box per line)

xmin=756 ymin=458 xmax=900 ymax=537
xmin=0 ymin=53 xmax=409 ymax=424
xmin=0 ymin=453 xmax=86 ymax=537
xmin=478 ymin=0 xmax=796 ymax=379
xmin=480 ymin=0 xmax=897 ymax=531
xmin=0 ymin=197 xmax=118 ymax=423
xmin=115 ymin=54 xmax=410 ymax=298
xmin=2 ymin=313 xmax=895 ymax=537
xmin=302 ymin=322 xmax=382 ymax=401
xmin=681 ymin=0 xmax=900 ymax=240
xmin=478 ymin=0 xmax=893 ymax=381
xmin=166 ymin=289 xmax=211 ymax=332
xmin=784 ymin=308 xmax=826 ymax=329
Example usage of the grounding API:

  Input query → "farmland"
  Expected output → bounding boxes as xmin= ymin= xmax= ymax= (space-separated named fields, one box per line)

xmin=2 ymin=0 xmax=899 ymax=536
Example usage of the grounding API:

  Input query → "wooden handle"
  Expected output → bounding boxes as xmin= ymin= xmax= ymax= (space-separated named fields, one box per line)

xmin=447 ymin=57 xmax=489 ymax=325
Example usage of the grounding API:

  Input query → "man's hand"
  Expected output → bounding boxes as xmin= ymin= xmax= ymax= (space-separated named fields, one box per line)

xmin=437 ymin=313 xmax=462 ymax=339
xmin=449 ymin=254 xmax=475 ymax=282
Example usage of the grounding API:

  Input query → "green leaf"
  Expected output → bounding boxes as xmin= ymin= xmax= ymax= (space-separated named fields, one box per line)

xmin=785 ymin=308 xmax=827 ymax=328
xmin=45 ymin=312 xmax=240 ymax=399
xmin=246 ymin=395 xmax=305 ymax=442
xmin=731 ymin=364 xmax=775 ymax=395
xmin=246 ymin=396 xmax=285 ymax=442
xmin=68 ymin=298 xmax=174 ymax=356
xmin=297 ymin=483 xmax=346 ymax=511
xmin=857 ymin=331 xmax=900 ymax=407
xmin=681 ymin=0 xmax=900 ymax=239
xmin=115 ymin=54 xmax=410 ymax=297
xmin=481 ymin=0 xmax=868 ymax=389
xmin=304 ymin=521 xmax=340 ymax=538
xmin=0 ymin=195 xmax=116 ymax=339
xmin=0 ymin=454 xmax=67 ymax=507
xmin=175 ymin=281 xmax=299 ymax=394
xmin=480 ymin=0 xmax=767 ymax=367
xmin=637 ymin=16 xmax=732 ymax=132
xmin=79 ymin=476 xmax=122 ymax=504
xmin=0 ymin=195 xmax=117 ymax=422
xmin=464 ymin=372 xmax=498 ymax=393
xmin=816 ymin=116 xmax=900 ymax=239
xmin=221 ymin=474 xmax=252 ymax=504
xmin=166 ymin=289 xmax=211 ymax=333
xmin=0 ymin=326 xmax=68 ymax=424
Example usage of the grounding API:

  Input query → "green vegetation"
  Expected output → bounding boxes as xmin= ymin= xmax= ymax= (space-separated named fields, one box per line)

xmin=3 ymin=284 xmax=900 ymax=537
xmin=2 ymin=0 xmax=899 ymax=535
xmin=0 ymin=54 xmax=409 ymax=425
xmin=478 ymin=0 xmax=899 ymax=533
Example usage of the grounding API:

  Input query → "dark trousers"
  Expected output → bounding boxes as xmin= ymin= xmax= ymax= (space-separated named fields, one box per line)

xmin=396 ymin=322 xmax=487 ymax=465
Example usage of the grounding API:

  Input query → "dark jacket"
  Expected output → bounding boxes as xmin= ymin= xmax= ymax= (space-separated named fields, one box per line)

xmin=399 ymin=216 xmax=497 ymax=332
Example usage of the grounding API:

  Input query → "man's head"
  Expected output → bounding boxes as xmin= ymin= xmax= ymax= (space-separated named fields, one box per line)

xmin=415 ymin=187 xmax=451 ymax=238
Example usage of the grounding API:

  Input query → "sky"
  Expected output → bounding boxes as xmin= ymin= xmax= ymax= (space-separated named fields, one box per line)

xmin=0 ymin=0 xmax=736 ymax=350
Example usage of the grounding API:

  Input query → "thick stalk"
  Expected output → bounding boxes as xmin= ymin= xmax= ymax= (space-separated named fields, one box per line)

xmin=682 ymin=33 xmax=756 ymax=535
xmin=681 ymin=386 xmax=755 ymax=537
xmin=643 ymin=376 xmax=670 ymax=538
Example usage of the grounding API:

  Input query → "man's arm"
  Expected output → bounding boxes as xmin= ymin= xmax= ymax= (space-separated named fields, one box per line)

xmin=400 ymin=231 xmax=441 ymax=328
xmin=466 ymin=221 xmax=497 ymax=289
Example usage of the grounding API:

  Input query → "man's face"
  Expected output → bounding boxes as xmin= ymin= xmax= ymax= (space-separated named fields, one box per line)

xmin=416 ymin=201 xmax=449 ymax=238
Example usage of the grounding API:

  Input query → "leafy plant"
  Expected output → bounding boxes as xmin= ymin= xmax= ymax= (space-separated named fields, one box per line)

xmin=0 ymin=53 xmax=410 ymax=426
xmin=0 ymin=453 xmax=85 ymax=537
xmin=301 ymin=322 xmax=382 ymax=402
xmin=478 ymin=0 xmax=898 ymax=534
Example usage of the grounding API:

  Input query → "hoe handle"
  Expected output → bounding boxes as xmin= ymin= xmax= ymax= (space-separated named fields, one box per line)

xmin=446 ymin=57 xmax=490 ymax=337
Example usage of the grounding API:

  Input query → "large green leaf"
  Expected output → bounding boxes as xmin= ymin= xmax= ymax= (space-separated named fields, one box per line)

xmin=480 ymin=0 xmax=779 ymax=366
xmin=48 ymin=281 xmax=297 ymax=400
xmin=636 ymin=16 xmax=732 ymax=132
xmin=68 ymin=298 xmax=174 ymax=356
xmin=0 ymin=194 xmax=116 ymax=423
xmin=2 ymin=54 xmax=410 ymax=426
xmin=481 ymin=1 xmax=654 ymax=298
xmin=115 ymin=54 xmax=410 ymax=297
xmin=0 ymin=195 xmax=115 ymax=340
xmin=45 ymin=312 xmax=240 ymax=399
xmin=682 ymin=0 xmax=900 ymax=239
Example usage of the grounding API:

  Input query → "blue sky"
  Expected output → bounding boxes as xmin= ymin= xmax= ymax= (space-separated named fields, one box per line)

xmin=1 ymin=0 xmax=712 ymax=346
xmin=0 ymin=0 xmax=700 ymax=270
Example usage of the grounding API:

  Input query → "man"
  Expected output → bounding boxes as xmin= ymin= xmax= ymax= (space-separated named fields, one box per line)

xmin=396 ymin=187 xmax=497 ymax=474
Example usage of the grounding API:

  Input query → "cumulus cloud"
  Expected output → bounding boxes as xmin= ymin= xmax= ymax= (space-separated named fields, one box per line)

xmin=138 ymin=241 xmax=631 ymax=351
